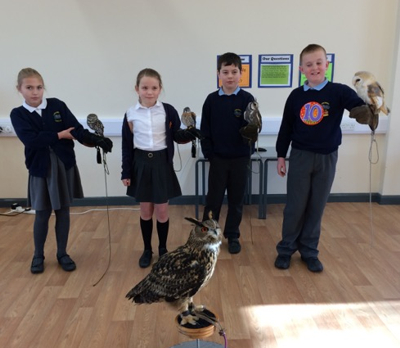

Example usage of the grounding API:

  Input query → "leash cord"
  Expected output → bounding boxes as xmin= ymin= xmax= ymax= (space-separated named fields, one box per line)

xmin=92 ymin=150 xmax=112 ymax=286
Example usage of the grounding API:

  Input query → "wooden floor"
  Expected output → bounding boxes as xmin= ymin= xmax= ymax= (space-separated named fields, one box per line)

xmin=1 ymin=203 xmax=400 ymax=348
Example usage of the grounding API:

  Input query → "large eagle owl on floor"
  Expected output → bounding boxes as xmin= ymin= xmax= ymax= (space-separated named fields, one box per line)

xmin=126 ymin=216 xmax=222 ymax=325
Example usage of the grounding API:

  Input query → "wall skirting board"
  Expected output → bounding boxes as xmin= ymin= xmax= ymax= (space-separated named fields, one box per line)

xmin=1 ymin=193 xmax=399 ymax=208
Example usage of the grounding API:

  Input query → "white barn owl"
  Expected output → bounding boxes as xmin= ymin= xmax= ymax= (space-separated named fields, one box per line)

xmin=352 ymin=71 xmax=390 ymax=116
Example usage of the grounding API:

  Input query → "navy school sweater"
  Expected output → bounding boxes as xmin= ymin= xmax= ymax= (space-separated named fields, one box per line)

xmin=10 ymin=98 xmax=88 ymax=178
xmin=276 ymin=82 xmax=365 ymax=158
xmin=200 ymin=88 xmax=255 ymax=159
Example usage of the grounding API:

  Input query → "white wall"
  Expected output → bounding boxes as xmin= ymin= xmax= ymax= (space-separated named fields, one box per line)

xmin=0 ymin=0 xmax=399 ymax=198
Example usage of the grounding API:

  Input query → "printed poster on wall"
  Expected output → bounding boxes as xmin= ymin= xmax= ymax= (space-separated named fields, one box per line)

xmin=299 ymin=53 xmax=335 ymax=86
xmin=217 ymin=54 xmax=252 ymax=88
xmin=258 ymin=54 xmax=293 ymax=88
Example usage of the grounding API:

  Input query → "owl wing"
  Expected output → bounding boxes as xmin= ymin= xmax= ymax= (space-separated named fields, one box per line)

xmin=367 ymin=82 xmax=384 ymax=110
xmin=244 ymin=106 xmax=262 ymax=132
xmin=126 ymin=246 xmax=207 ymax=304
xmin=253 ymin=108 xmax=262 ymax=132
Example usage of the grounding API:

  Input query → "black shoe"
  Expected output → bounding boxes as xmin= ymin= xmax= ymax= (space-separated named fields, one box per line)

xmin=139 ymin=250 xmax=153 ymax=268
xmin=228 ymin=238 xmax=241 ymax=254
xmin=31 ymin=256 xmax=45 ymax=274
xmin=301 ymin=256 xmax=323 ymax=272
xmin=57 ymin=254 xmax=76 ymax=272
xmin=159 ymin=247 xmax=168 ymax=257
xmin=274 ymin=255 xmax=291 ymax=270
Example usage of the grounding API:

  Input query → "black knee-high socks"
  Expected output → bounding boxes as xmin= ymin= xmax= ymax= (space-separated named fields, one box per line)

xmin=157 ymin=220 xmax=169 ymax=250
xmin=140 ymin=218 xmax=169 ymax=251
xmin=140 ymin=217 xmax=153 ymax=251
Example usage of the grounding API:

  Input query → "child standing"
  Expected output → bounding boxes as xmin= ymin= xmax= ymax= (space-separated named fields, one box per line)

xmin=121 ymin=68 xmax=199 ymax=268
xmin=200 ymin=52 xmax=257 ymax=254
xmin=274 ymin=44 xmax=366 ymax=272
xmin=10 ymin=68 xmax=113 ymax=274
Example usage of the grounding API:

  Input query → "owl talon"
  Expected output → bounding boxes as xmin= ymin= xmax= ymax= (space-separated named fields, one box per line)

xmin=180 ymin=311 xmax=199 ymax=326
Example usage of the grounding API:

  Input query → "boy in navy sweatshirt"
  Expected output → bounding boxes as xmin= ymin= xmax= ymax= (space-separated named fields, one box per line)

xmin=274 ymin=44 xmax=366 ymax=272
xmin=200 ymin=52 xmax=256 ymax=254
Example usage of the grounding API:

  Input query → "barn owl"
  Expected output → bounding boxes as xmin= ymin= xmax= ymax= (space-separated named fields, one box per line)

xmin=352 ymin=71 xmax=390 ymax=116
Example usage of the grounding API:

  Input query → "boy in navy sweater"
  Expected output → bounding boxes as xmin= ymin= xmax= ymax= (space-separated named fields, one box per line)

xmin=200 ymin=52 xmax=256 ymax=254
xmin=274 ymin=44 xmax=366 ymax=272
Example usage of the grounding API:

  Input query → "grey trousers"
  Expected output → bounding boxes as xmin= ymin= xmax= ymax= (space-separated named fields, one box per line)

xmin=276 ymin=148 xmax=338 ymax=258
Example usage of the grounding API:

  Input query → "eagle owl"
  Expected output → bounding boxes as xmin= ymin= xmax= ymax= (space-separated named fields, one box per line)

xmin=126 ymin=216 xmax=222 ymax=325
xmin=87 ymin=113 xmax=104 ymax=137
xmin=352 ymin=71 xmax=390 ymax=116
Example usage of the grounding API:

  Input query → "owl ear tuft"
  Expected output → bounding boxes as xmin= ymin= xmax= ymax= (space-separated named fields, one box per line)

xmin=185 ymin=217 xmax=203 ymax=227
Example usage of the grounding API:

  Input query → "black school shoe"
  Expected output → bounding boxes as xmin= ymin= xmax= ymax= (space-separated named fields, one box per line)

xmin=301 ymin=256 xmax=323 ymax=272
xmin=158 ymin=247 xmax=168 ymax=257
xmin=274 ymin=255 xmax=291 ymax=270
xmin=139 ymin=250 xmax=153 ymax=268
xmin=31 ymin=256 xmax=45 ymax=274
xmin=228 ymin=238 xmax=241 ymax=254
xmin=57 ymin=254 xmax=76 ymax=272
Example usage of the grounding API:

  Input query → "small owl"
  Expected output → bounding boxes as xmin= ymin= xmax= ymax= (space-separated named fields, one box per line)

xmin=126 ymin=216 xmax=222 ymax=325
xmin=181 ymin=107 xmax=196 ymax=129
xmin=352 ymin=71 xmax=390 ymax=116
xmin=87 ymin=113 xmax=104 ymax=137
xmin=244 ymin=100 xmax=262 ymax=133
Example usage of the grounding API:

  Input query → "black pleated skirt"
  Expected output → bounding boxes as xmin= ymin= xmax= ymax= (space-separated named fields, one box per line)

xmin=126 ymin=148 xmax=181 ymax=204
xmin=28 ymin=149 xmax=84 ymax=211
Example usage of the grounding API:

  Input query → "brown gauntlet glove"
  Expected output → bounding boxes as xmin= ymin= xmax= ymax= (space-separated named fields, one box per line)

xmin=239 ymin=124 xmax=259 ymax=144
xmin=349 ymin=105 xmax=378 ymax=131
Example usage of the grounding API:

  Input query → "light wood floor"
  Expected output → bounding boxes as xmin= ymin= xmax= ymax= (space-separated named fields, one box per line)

xmin=1 ymin=203 xmax=400 ymax=348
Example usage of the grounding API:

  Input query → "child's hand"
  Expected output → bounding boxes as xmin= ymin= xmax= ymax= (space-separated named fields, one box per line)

xmin=277 ymin=158 xmax=286 ymax=177
xmin=58 ymin=127 xmax=75 ymax=140
xmin=122 ymin=179 xmax=131 ymax=186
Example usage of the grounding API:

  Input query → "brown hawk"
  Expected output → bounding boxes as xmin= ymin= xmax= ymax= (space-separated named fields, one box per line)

xmin=126 ymin=216 xmax=222 ymax=325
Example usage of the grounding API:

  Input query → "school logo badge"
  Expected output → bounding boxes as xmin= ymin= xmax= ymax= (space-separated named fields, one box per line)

xmin=234 ymin=109 xmax=242 ymax=118
xmin=53 ymin=111 xmax=62 ymax=122
xmin=300 ymin=101 xmax=329 ymax=125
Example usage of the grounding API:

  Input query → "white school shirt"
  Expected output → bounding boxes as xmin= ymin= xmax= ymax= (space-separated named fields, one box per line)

xmin=126 ymin=100 xmax=167 ymax=151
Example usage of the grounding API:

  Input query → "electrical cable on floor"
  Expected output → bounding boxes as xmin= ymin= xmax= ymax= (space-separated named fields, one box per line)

xmin=70 ymin=207 xmax=140 ymax=215
xmin=0 ymin=209 xmax=25 ymax=216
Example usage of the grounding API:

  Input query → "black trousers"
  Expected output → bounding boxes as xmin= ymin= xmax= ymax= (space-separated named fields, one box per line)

xmin=202 ymin=156 xmax=249 ymax=239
